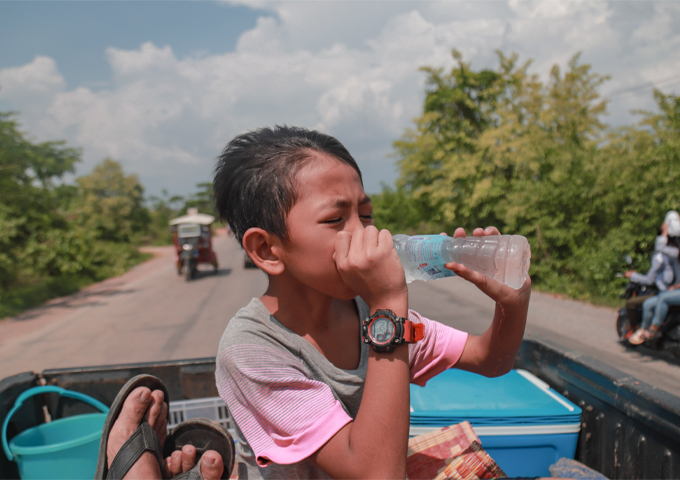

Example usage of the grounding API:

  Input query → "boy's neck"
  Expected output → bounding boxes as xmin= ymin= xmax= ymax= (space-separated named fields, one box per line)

xmin=260 ymin=276 xmax=352 ymax=335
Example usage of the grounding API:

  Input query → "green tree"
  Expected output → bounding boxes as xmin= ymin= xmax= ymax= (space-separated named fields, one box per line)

xmin=183 ymin=182 xmax=216 ymax=215
xmin=584 ymin=91 xmax=680 ymax=292
xmin=145 ymin=189 xmax=186 ymax=245
xmin=0 ymin=110 xmax=163 ymax=317
xmin=72 ymin=159 xmax=150 ymax=243
xmin=0 ymin=112 xmax=89 ymax=288
xmin=379 ymin=50 xmax=670 ymax=301
xmin=392 ymin=50 xmax=507 ymax=232
xmin=482 ymin=53 xmax=610 ymax=296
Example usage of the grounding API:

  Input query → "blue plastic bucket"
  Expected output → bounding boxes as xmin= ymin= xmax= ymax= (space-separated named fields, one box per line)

xmin=2 ymin=386 xmax=109 ymax=480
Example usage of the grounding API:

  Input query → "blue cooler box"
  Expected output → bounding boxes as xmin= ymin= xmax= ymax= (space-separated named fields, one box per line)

xmin=409 ymin=369 xmax=582 ymax=477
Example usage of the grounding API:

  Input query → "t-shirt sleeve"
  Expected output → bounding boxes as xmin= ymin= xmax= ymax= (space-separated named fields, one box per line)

xmin=407 ymin=310 xmax=469 ymax=387
xmin=215 ymin=344 xmax=352 ymax=467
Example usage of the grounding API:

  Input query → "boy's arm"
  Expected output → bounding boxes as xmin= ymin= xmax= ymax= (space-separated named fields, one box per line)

xmin=311 ymin=226 xmax=410 ymax=479
xmin=312 ymin=342 xmax=410 ymax=479
xmin=444 ymin=227 xmax=532 ymax=377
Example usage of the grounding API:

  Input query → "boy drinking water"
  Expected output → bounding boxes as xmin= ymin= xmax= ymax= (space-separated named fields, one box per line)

xmin=213 ymin=126 xmax=531 ymax=479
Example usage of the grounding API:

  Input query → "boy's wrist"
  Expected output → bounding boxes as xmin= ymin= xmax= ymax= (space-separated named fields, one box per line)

xmin=367 ymin=293 xmax=408 ymax=318
xmin=494 ymin=300 xmax=529 ymax=327
xmin=368 ymin=342 xmax=408 ymax=359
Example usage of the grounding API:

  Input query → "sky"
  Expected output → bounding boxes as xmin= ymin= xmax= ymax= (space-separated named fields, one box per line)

xmin=1 ymin=1 xmax=680 ymax=199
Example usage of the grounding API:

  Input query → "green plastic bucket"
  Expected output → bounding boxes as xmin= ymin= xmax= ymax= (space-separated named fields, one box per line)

xmin=2 ymin=386 xmax=109 ymax=480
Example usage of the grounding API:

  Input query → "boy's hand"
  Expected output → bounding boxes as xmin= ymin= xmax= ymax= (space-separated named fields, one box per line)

xmin=335 ymin=226 xmax=407 ymax=313
xmin=443 ymin=226 xmax=531 ymax=310
xmin=445 ymin=226 xmax=531 ymax=377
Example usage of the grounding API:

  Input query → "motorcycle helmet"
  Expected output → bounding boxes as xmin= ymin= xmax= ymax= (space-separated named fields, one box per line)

xmin=665 ymin=210 xmax=680 ymax=237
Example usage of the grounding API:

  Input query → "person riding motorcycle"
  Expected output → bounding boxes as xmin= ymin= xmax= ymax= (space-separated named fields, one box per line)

xmin=629 ymin=211 xmax=680 ymax=345
xmin=623 ymin=216 xmax=677 ymax=330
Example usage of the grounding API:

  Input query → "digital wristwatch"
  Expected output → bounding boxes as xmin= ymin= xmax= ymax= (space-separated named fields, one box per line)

xmin=362 ymin=309 xmax=424 ymax=353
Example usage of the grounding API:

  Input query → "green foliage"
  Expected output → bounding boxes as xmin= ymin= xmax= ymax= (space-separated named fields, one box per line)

xmin=0 ymin=114 xmax=154 ymax=318
xmin=72 ymin=158 xmax=150 ymax=242
xmin=371 ymin=185 xmax=431 ymax=235
xmin=142 ymin=183 xmax=220 ymax=246
xmin=0 ymin=107 xmax=224 ymax=318
xmin=0 ymin=112 xmax=86 ymax=289
xmin=183 ymin=182 xmax=216 ymax=216
xmin=143 ymin=189 xmax=186 ymax=246
xmin=376 ymin=50 xmax=680 ymax=302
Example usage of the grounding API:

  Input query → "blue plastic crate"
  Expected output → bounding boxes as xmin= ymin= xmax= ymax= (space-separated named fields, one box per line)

xmin=409 ymin=369 xmax=582 ymax=477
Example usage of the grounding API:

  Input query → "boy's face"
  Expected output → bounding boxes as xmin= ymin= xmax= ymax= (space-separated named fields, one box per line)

xmin=279 ymin=153 xmax=374 ymax=300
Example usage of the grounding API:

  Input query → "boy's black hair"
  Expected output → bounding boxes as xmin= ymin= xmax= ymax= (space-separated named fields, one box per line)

xmin=213 ymin=125 xmax=363 ymax=245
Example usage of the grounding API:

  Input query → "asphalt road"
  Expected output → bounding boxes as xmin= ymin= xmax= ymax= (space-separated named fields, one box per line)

xmin=2 ymin=234 xmax=680 ymax=397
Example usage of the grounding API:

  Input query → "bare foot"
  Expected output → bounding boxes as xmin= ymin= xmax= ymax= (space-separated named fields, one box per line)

xmin=106 ymin=386 xmax=164 ymax=479
xmin=196 ymin=451 xmax=225 ymax=480
xmin=106 ymin=387 xmax=225 ymax=480
xmin=165 ymin=444 xmax=225 ymax=479
xmin=145 ymin=389 xmax=168 ymax=448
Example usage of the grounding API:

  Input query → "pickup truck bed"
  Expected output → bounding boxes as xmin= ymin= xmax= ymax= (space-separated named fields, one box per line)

xmin=1 ymin=339 xmax=679 ymax=479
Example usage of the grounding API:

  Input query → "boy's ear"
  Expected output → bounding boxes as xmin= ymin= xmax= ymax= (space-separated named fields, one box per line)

xmin=242 ymin=228 xmax=285 ymax=275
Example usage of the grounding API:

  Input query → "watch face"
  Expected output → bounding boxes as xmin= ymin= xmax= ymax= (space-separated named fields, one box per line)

xmin=369 ymin=316 xmax=395 ymax=345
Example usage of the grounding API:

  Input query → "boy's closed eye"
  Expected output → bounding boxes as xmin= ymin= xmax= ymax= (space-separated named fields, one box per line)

xmin=322 ymin=214 xmax=373 ymax=225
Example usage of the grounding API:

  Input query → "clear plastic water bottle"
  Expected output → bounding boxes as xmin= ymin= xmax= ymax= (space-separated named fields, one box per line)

xmin=392 ymin=234 xmax=531 ymax=289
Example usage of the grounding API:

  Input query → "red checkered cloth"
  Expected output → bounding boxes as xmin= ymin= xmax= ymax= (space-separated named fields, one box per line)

xmin=407 ymin=421 xmax=507 ymax=480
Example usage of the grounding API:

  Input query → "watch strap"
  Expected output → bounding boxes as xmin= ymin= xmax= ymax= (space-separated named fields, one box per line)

xmin=403 ymin=321 xmax=424 ymax=343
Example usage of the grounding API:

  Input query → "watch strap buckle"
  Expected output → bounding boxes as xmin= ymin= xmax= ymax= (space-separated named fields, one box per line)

xmin=403 ymin=322 xmax=424 ymax=343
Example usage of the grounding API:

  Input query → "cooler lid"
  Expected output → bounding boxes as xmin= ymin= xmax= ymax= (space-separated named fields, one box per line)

xmin=410 ymin=369 xmax=582 ymax=426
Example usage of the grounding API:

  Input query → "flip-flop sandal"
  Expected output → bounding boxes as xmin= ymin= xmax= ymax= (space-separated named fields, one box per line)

xmin=164 ymin=418 xmax=236 ymax=480
xmin=94 ymin=374 xmax=170 ymax=479
xmin=645 ymin=327 xmax=663 ymax=343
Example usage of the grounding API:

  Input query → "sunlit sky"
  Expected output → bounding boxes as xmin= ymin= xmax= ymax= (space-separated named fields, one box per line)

xmin=1 ymin=1 xmax=679 ymax=197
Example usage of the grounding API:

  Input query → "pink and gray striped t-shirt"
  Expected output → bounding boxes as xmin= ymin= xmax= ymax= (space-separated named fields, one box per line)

xmin=215 ymin=297 xmax=467 ymax=479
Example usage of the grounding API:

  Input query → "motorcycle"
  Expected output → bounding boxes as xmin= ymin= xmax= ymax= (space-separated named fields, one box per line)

xmin=616 ymin=276 xmax=680 ymax=355
xmin=180 ymin=241 xmax=199 ymax=281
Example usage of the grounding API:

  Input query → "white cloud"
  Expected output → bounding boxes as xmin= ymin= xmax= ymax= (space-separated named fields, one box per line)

xmin=0 ymin=56 xmax=67 ymax=137
xmin=0 ymin=56 xmax=65 ymax=96
xmin=1 ymin=1 xmax=678 ymax=196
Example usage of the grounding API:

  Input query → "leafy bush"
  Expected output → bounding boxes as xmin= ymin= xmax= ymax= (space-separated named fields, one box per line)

xmin=0 ymin=113 xmax=155 ymax=318
xmin=375 ymin=51 xmax=680 ymax=304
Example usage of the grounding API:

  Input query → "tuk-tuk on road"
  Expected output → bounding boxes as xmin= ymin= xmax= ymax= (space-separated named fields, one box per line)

xmin=170 ymin=209 xmax=219 ymax=281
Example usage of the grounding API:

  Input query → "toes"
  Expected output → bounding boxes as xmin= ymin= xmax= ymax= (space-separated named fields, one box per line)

xmin=200 ymin=451 xmax=224 ymax=480
xmin=164 ymin=456 xmax=173 ymax=478
xmin=157 ymin=401 xmax=168 ymax=447
xmin=122 ymin=387 xmax=151 ymax=426
xmin=181 ymin=445 xmax=196 ymax=473
xmin=170 ymin=450 xmax=183 ymax=476
xmin=168 ymin=445 xmax=197 ymax=476
xmin=145 ymin=390 xmax=167 ymax=446
xmin=144 ymin=390 xmax=164 ymax=428
xmin=106 ymin=387 xmax=152 ymax=467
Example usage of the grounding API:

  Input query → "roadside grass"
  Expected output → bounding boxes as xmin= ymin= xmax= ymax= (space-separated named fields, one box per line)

xmin=0 ymin=247 xmax=152 ymax=320
xmin=531 ymin=274 xmax=626 ymax=310
xmin=532 ymin=285 xmax=624 ymax=310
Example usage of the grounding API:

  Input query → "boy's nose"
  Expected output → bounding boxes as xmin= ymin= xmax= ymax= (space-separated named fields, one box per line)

xmin=345 ymin=214 xmax=365 ymax=232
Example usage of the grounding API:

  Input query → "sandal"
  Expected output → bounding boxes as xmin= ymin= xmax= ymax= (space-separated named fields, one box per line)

xmin=645 ymin=326 xmax=662 ymax=342
xmin=94 ymin=375 xmax=169 ymax=479
xmin=163 ymin=418 xmax=235 ymax=480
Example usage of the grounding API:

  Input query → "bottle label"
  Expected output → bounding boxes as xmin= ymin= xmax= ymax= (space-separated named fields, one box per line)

xmin=405 ymin=236 xmax=456 ymax=280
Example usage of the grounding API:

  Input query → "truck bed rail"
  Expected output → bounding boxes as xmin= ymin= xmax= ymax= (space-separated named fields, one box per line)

xmin=515 ymin=339 xmax=680 ymax=479
xmin=2 ymin=340 xmax=680 ymax=479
